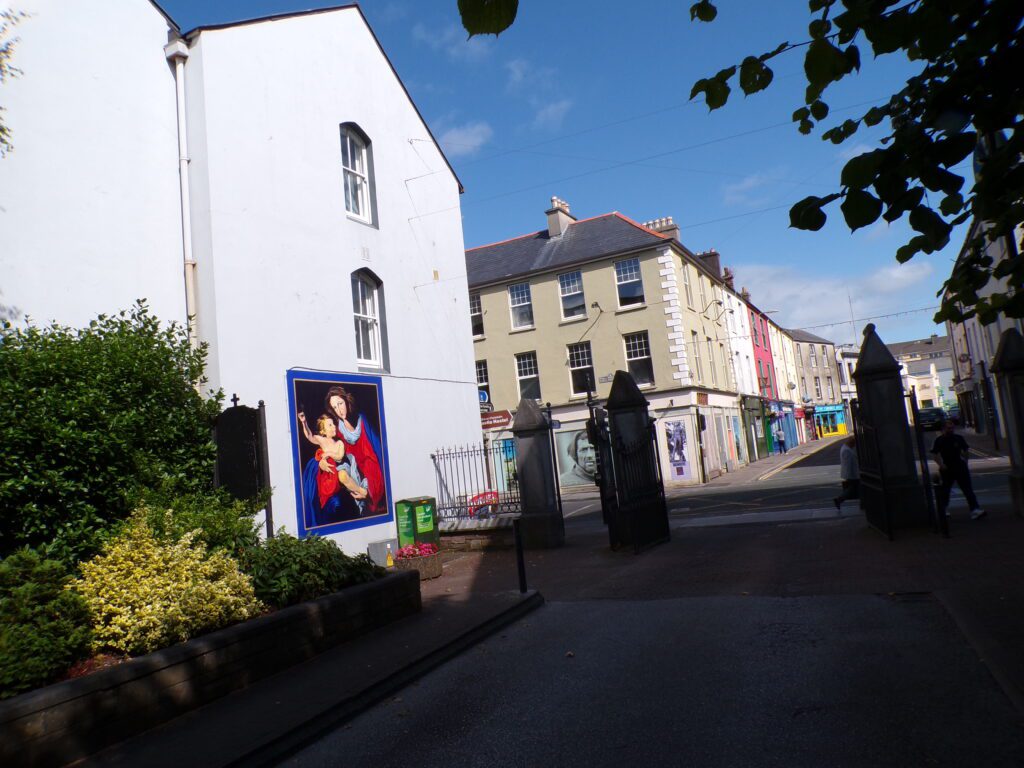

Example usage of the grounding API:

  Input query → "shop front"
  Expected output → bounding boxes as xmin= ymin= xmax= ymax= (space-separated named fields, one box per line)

xmin=813 ymin=403 xmax=848 ymax=436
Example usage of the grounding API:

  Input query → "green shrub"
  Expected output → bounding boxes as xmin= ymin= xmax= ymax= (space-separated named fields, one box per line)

xmin=240 ymin=532 xmax=383 ymax=609
xmin=0 ymin=302 xmax=222 ymax=562
xmin=74 ymin=517 xmax=262 ymax=656
xmin=0 ymin=548 xmax=93 ymax=699
xmin=136 ymin=486 xmax=262 ymax=557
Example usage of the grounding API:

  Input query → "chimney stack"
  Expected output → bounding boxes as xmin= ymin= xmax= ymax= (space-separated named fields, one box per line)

xmin=698 ymin=249 xmax=722 ymax=278
xmin=546 ymin=196 xmax=576 ymax=238
xmin=740 ymin=286 xmax=751 ymax=304
xmin=723 ymin=266 xmax=735 ymax=291
xmin=641 ymin=215 xmax=680 ymax=242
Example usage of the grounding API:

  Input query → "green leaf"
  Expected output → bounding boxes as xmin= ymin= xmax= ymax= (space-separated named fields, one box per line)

xmin=840 ymin=149 xmax=884 ymax=189
xmin=689 ymin=1 xmax=717 ymax=22
xmin=804 ymin=39 xmax=851 ymax=96
xmin=909 ymin=205 xmax=952 ymax=248
xmin=789 ymin=194 xmax=839 ymax=231
xmin=863 ymin=106 xmax=887 ymax=127
xmin=690 ymin=66 xmax=735 ymax=110
xmin=739 ymin=56 xmax=774 ymax=95
xmin=895 ymin=235 xmax=930 ymax=263
xmin=939 ymin=192 xmax=964 ymax=217
xmin=809 ymin=99 xmax=829 ymax=121
xmin=808 ymin=18 xmax=831 ymax=39
xmin=458 ymin=0 xmax=518 ymax=37
xmin=841 ymin=189 xmax=883 ymax=231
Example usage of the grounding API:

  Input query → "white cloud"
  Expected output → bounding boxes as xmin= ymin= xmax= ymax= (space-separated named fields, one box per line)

xmin=863 ymin=260 xmax=933 ymax=294
xmin=532 ymin=99 xmax=572 ymax=131
xmin=838 ymin=142 xmax=876 ymax=162
xmin=505 ymin=58 xmax=556 ymax=92
xmin=438 ymin=121 xmax=494 ymax=157
xmin=722 ymin=173 xmax=771 ymax=207
xmin=729 ymin=260 xmax=940 ymax=344
xmin=412 ymin=23 xmax=492 ymax=62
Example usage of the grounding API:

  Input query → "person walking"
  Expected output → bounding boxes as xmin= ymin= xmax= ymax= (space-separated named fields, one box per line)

xmin=774 ymin=422 xmax=787 ymax=454
xmin=931 ymin=419 xmax=985 ymax=519
xmin=833 ymin=436 xmax=859 ymax=510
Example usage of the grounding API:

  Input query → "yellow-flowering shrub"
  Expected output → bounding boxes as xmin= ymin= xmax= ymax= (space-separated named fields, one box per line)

xmin=73 ymin=517 xmax=263 ymax=656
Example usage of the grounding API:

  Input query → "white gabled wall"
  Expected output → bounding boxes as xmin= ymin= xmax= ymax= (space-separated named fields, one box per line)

xmin=186 ymin=10 xmax=478 ymax=552
xmin=0 ymin=1 xmax=185 ymax=327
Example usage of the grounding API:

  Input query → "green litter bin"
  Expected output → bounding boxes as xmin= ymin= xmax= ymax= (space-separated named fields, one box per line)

xmin=395 ymin=496 xmax=439 ymax=549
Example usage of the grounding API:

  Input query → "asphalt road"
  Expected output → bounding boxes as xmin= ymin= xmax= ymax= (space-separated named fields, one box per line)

xmin=560 ymin=438 xmax=1010 ymax=523
xmin=282 ymin=595 xmax=1024 ymax=768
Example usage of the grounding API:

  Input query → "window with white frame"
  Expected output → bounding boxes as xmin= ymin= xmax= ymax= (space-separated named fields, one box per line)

xmin=470 ymin=293 xmax=484 ymax=337
xmin=814 ymin=376 xmax=822 ymax=399
xmin=614 ymin=257 xmax=645 ymax=307
xmin=827 ymin=377 xmax=835 ymax=400
xmin=691 ymin=331 xmax=703 ymax=381
xmin=809 ymin=345 xmax=818 ymax=367
xmin=820 ymin=345 xmax=828 ymax=364
xmin=802 ymin=376 xmax=808 ymax=397
xmin=567 ymin=342 xmax=595 ymax=395
xmin=707 ymin=337 xmax=717 ymax=386
xmin=515 ymin=351 xmax=541 ymax=400
xmin=624 ymin=331 xmax=654 ymax=386
xmin=757 ymin=359 xmax=765 ymax=393
xmin=340 ymin=124 xmax=371 ymax=221
xmin=508 ymin=282 xmax=534 ymax=329
xmin=683 ymin=266 xmax=694 ymax=307
xmin=558 ymin=271 xmax=587 ymax=320
xmin=698 ymin=276 xmax=707 ymax=311
xmin=752 ymin=317 xmax=760 ymax=346
xmin=476 ymin=360 xmax=490 ymax=402
xmin=352 ymin=271 xmax=382 ymax=366
xmin=719 ymin=343 xmax=728 ymax=387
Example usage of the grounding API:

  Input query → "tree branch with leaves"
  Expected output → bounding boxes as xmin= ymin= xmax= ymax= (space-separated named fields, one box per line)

xmin=458 ymin=0 xmax=1023 ymax=325
xmin=0 ymin=10 xmax=26 ymax=158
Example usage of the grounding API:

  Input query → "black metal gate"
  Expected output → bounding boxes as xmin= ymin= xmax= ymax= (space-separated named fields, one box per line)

xmin=907 ymin=391 xmax=946 ymax=537
xmin=431 ymin=439 xmax=520 ymax=521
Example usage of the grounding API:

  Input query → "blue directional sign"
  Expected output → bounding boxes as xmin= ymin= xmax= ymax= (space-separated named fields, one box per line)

xmin=479 ymin=389 xmax=489 ymax=403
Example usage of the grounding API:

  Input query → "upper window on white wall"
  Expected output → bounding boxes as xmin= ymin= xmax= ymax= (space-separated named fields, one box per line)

xmin=341 ymin=124 xmax=372 ymax=222
xmin=470 ymin=292 xmax=484 ymax=337
xmin=352 ymin=270 xmax=386 ymax=368
xmin=615 ymin=257 xmax=645 ymax=307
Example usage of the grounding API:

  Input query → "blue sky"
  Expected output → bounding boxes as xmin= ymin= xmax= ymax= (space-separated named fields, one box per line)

xmin=161 ymin=0 xmax=962 ymax=346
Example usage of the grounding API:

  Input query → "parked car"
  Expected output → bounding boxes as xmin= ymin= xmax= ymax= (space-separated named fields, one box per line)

xmin=917 ymin=407 xmax=947 ymax=430
xmin=947 ymin=406 xmax=961 ymax=424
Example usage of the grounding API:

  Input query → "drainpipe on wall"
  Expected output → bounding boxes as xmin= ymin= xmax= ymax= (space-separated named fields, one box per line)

xmin=164 ymin=38 xmax=199 ymax=350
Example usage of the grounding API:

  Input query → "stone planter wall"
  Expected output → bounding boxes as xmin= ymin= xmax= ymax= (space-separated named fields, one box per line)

xmin=0 ymin=571 xmax=420 ymax=768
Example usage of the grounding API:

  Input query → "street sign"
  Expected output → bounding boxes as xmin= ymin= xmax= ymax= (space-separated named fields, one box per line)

xmin=481 ymin=409 xmax=513 ymax=430
xmin=550 ymin=419 xmax=561 ymax=429
xmin=478 ymin=389 xmax=489 ymax=403
xmin=479 ymin=401 xmax=494 ymax=413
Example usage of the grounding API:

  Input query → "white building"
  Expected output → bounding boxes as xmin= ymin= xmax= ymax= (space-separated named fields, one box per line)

xmin=0 ymin=1 xmax=480 ymax=554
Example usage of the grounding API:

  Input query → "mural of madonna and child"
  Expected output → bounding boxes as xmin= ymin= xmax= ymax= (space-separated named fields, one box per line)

xmin=287 ymin=371 xmax=392 ymax=536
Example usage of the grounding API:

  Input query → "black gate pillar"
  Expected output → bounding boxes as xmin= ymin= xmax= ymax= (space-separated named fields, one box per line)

xmin=852 ymin=324 xmax=927 ymax=536
xmin=991 ymin=328 xmax=1024 ymax=515
xmin=605 ymin=371 xmax=670 ymax=552
xmin=214 ymin=396 xmax=274 ymax=538
xmin=511 ymin=398 xmax=565 ymax=549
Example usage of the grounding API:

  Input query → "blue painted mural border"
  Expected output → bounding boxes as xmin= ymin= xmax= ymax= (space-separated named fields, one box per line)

xmin=286 ymin=368 xmax=394 ymax=538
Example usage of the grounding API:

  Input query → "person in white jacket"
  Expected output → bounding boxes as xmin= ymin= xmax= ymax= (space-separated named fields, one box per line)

xmin=833 ymin=437 xmax=860 ymax=510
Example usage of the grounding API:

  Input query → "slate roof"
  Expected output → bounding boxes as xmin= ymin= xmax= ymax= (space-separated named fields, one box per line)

xmin=887 ymin=335 xmax=951 ymax=359
xmin=786 ymin=328 xmax=835 ymax=345
xmin=465 ymin=213 xmax=669 ymax=288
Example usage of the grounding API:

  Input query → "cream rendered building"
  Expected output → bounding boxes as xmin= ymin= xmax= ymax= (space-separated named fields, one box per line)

xmin=467 ymin=199 xmax=742 ymax=485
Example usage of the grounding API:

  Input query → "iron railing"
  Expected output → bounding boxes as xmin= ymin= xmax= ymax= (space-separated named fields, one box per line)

xmin=431 ymin=440 xmax=520 ymax=520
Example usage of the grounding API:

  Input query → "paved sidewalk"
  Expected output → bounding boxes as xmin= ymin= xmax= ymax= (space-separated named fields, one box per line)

xmin=696 ymin=435 xmax=842 ymax=487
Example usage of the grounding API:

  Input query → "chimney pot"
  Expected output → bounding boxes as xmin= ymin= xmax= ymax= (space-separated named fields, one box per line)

xmin=546 ymin=195 xmax=576 ymax=238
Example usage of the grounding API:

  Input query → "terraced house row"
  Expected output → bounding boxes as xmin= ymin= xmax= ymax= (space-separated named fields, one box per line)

xmin=467 ymin=198 xmax=846 ymax=487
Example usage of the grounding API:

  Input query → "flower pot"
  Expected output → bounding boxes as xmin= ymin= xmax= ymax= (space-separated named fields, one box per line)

xmin=392 ymin=551 xmax=443 ymax=580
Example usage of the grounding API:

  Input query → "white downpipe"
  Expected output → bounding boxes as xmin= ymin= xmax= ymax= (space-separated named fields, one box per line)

xmin=164 ymin=39 xmax=198 ymax=350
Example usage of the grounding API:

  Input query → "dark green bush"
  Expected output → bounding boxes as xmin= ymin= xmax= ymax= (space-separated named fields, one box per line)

xmin=0 ymin=548 xmax=93 ymax=699
xmin=136 ymin=485 xmax=263 ymax=558
xmin=240 ymin=532 xmax=383 ymax=609
xmin=0 ymin=303 xmax=222 ymax=561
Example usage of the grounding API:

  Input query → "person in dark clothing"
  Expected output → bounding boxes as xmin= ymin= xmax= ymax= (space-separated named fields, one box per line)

xmin=931 ymin=420 xmax=985 ymax=520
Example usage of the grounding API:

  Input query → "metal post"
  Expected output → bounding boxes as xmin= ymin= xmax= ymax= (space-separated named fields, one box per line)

xmin=513 ymin=517 xmax=527 ymax=593
xmin=909 ymin=390 xmax=945 ymax=537
xmin=543 ymin=402 xmax=563 ymax=516
xmin=257 ymin=400 xmax=274 ymax=539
